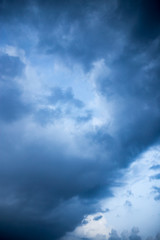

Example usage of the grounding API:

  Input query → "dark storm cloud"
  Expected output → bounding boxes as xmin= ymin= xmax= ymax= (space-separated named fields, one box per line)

xmin=0 ymin=132 xmax=97 ymax=239
xmin=1 ymin=0 xmax=160 ymax=240
xmin=0 ymin=0 xmax=32 ymax=21
xmin=1 ymin=0 xmax=160 ymax=67
xmin=36 ymin=0 xmax=160 ymax=69
xmin=0 ymin=198 xmax=94 ymax=240
xmin=117 ymin=0 xmax=160 ymax=43
xmin=0 ymin=53 xmax=31 ymax=122
xmin=30 ymin=0 xmax=160 ymax=167
xmin=0 ymin=121 xmax=118 ymax=239
xmin=1 ymin=0 xmax=121 ymax=69
xmin=0 ymin=121 xmax=117 ymax=239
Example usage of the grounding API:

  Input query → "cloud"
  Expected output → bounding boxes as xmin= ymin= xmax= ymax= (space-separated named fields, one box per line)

xmin=153 ymin=186 xmax=160 ymax=201
xmin=34 ymin=107 xmax=62 ymax=125
xmin=156 ymin=233 xmax=160 ymax=240
xmin=150 ymin=174 xmax=160 ymax=180
xmin=0 ymin=0 xmax=123 ymax=70
xmin=33 ymin=86 xmax=91 ymax=125
xmin=0 ymin=53 xmax=31 ymax=122
xmin=117 ymin=0 xmax=160 ymax=43
xmin=129 ymin=227 xmax=142 ymax=240
xmin=0 ymin=53 xmax=24 ymax=79
xmin=124 ymin=200 xmax=132 ymax=207
xmin=109 ymin=229 xmax=121 ymax=240
xmin=150 ymin=165 xmax=160 ymax=170
xmin=93 ymin=215 xmax=103 ymax=221
xmin=0 ymin=0 xmax=160 ymax=239
xmin=74 ymin=228 xmax=160 ymax=240
xmin=107 ymin=228 xmax=142 ymax=240
xmin=0 ymin=130 xmax=100 ymax=239
xmin=76 ymin=110 xmax=92 ymax=123
xmin=48 ymin=87 xmax=84 ymax=109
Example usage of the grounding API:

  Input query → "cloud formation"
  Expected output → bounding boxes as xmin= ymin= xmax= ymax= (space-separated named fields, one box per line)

xmin=0 ymin=0 xmax=160 ymax=239
xmin=0 ymin=53 xmax=31 ymax=122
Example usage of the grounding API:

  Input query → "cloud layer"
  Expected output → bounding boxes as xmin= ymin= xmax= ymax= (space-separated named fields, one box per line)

xmin=0 ymin=0 xmax=160 ymax=239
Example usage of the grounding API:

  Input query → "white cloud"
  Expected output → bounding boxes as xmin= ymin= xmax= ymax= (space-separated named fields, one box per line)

xmin=101 ymin=145 xmax=160 ymax=238
xmin=62 ymin=145 xmax=160 ymax=240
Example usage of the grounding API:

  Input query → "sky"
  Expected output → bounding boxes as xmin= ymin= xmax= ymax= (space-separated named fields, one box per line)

xmin=0 ymin=0 xmax=160 ymax=239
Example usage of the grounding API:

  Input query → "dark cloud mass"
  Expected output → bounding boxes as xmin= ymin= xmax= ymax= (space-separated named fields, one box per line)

xmin=0 ymin=0 xmax=160 ymax=239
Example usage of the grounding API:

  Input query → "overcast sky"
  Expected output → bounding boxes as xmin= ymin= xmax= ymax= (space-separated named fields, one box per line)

xmin=0 ymin=1 xmax=160 ymax=240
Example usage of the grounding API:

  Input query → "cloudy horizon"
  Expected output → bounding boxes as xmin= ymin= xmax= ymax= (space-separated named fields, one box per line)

xmin=0 ymin=0 xmax=160 ymax=239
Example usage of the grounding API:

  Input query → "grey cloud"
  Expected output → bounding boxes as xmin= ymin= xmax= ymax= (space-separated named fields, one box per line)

xmin=33 ymin=87 xmax=88 ymax=125
xmin=0 ymin=124 xmax=116 ymax=239
xmin=35 ymin=0 xmax=160 ymax=70
xmin=76 ymin=111 xmax=92 ymax=123
xmin=109 ymin=229 xmax=121 ymax=240
xmin=156 ymin=233 xmax=160 ymax=240
xmin=0 ymin=198 xmax=94 ymax=240
xmin=87 ymin=126 xmax=116 ymax=152
xmin=154 ymin=195 xmax=160 ymax=201
xmin=93 ymin=215 xmax=103 ymax=221
xmin=96 ymin=49 xmax=160 ymax=168
xmin=150 ymin=165 xmax=160 ymax=170
xmin=121 ymin=230 xmax=129 ymax=240
xmin=0 ymin=86 xmax=31 ymax=122
xmin=117 ymin=0 xmax=160 ymax=43
xmin=150 ymin=174 xmax=160 ymax=180
xmin=153 ymin=186 xmax=160 ymax=201
xmin=0 ymin=134 xmax=96 ymax=239
xmin=76 ymin=230 xmax=160 ymax=240
xmin=108 ymin=228 xmax=142 ymax=240
xmin=79 ymin=229 xmax=160 ymax=240
xmin=124 ymin=200 xmax=132 ymax=207
xmin=0 ymin=54 xmax=31 ymax=122
xmin=101 ymin=208 xmax=110 ymax=213
xmin=34 ymin=107 xmax=62 ymax=126
xmin=0 ymin=53 xmax=24 ymax=80
xmin=81 ymin=219 xmax=89 ymax=225
xmin=48 ymin=87 xmax=84 ymax=108
xmin=1 ymin=1 xmax=160 ymax=68
xmin=126 ymin=190 xmax=133 ymax=197
xmin=129 ymin=227 xmax=141 ymax=240
xmin=0 ymin=0 xmax=32 ymax=21
xmin=1 ymin=0 xmax=122 ymax=69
